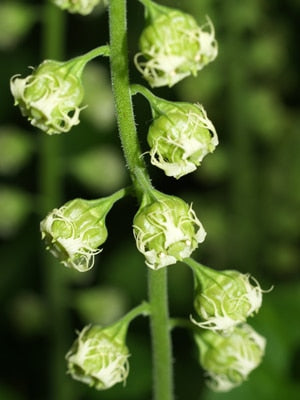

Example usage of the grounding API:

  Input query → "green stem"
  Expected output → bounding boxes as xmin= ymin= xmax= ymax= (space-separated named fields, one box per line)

xmin=169 ymin=317 xmax=197 ymax=331
xmin=148 ymin=268 xmax=174 ymax=400
xmin=130 ymin=83 xmax=154 ymax=101
xmin=88 ymin=186 xmax=132 ymax=208
xmin=130 ymin=83 xmax=163 ymax=116
xmin=40 ymin=3 xmax=73 ymax=400
xmin=184 ymin=257 xmax=213 ymax=277
xmin=121 ymin=301 xmax=151 ymax=326
xmin=82 ymin=45 xmax=110 ymax=60
xmin=67 ymin=45 xmax=110 ymax=75
xmin=108 ymin=0 xmax=153 ymax=200
xmin=184 ymin=257 xmax=233 ymax=288
xmin=109 ymin=1 xmax=174 ymax=399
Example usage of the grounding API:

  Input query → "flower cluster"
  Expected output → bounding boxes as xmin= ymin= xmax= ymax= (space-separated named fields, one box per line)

xmin=184 ymin=259 xmax=269 ymax=391
xmin=9 ymin=0 xmax=269 ymax=394
xmin=135 ymin=1 xmax=217 ymax=87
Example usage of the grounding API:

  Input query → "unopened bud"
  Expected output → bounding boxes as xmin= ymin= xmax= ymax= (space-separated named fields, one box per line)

xmin=66 ymin=322 xmax=129 ymax=390
xmin=133 ymin=190 xmax=206 ymax=270
xmin=40 ymin=190 xmax=125 ymax=271
xmin=10 ymin=46 xmax=108 ymax=134
xmin=135 ymin=0 xmax=217 ymax=87
xmin=146 ymin=94 xmax=218 ymax=179
xmin=189 ymin=261 xmax=264 ymax=333
xmin=195 ymin=324 xmax=266 ymax=392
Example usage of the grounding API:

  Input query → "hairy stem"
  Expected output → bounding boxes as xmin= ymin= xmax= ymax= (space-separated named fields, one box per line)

xmin=108 ymin=0 xmax=152 ymax=200
xmin=108 ymin=1 xmax=174 ymax=399
xmin=148 ymin=268 xmax=174 ymax=400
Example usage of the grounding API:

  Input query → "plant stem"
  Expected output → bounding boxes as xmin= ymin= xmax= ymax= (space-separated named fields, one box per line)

xmin=82 ymin=45 xmax=110 ymax=60
xmin=121 ymin=301 xmax=151 ymax=326
xmin=40 ymin=3 xmax=73 ymax=400
xmin=108 ymin=1 xmax=174 ymax=399
xmin=67 ymin=45 xmax=110 ymax=74
xmin=108 ymin=0 xmax=153 ymax=201
xmin=148 ymin=268 xmax=174 ymax=400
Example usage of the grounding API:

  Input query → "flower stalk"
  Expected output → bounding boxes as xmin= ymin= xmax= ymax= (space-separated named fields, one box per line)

xmin=109 ymin=1 xmax=174 ymax=399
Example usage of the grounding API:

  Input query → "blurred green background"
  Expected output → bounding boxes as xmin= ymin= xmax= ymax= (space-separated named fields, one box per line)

xmin=0 ymin=0 xmax=299 ymax=399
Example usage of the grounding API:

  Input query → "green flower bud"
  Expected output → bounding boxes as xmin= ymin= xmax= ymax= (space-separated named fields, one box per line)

xmin=40 ymin=189 xmax=126 ymax=272
xmin=66 ymin=322 xmax=129 ymax=390
xmin=10 ymin=46 xmax=109 ymax=135
xmin=135 ymin=0 xmax=217 ymax=87
xmin=146 ymin=95 xmax=218 ymax=179
xmin=187 ymin=260 xmax=264 ymax=333
xmin=195 ymin=324 xmax=266 ymax=392
xmin=66 ymin=302 xmax=149 ymax=390
xmin=51 ymin=0 xmax=105 ymax=15
xmin=133 ymin=190 xmax=206 ymax=270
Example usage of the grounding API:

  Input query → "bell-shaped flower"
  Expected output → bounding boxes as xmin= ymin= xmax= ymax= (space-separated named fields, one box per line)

xmin=186 ymin=259 xmax=265 ymax=333
xmin=133 ymin=190 xmax=206 ymax=270
xmin=66 ymin=302 xmax=149 ymax=389
xmin=10 ymin=46 xmax=109 ymax=134
xmin=135 ymin=0 xmax=217 ymax=87
xmin=40 ymin=189 xmax=126 ymax=272
xmin=194 ymin=324 xmax=266 ymax=392
xmin=66 ymin=322 xmax=129 ymax=390
xmin=143 ymin=90 xmax=218 ymax=178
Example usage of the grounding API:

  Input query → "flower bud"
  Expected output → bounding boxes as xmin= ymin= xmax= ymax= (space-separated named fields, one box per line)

xmin=195 ymin=324 xmax=266 ymax=392
xmin=40 ymin=190 xmax=125 ymax=271
xmin=11 ymin=58 xmax=85 ymax=135
xmin=147 ymin=97 xmax=218 ymax=179
xmin=189 ymin=261 xmax=264 ymax=333
xmin=66 ymin=321 xmax=129 ymax=390
xmin=133 ymin=190 xmax=206 ymax=269
xmin=135 ymin=0 xmax=217 ymax=87
xmin=10 ymin=46 xmax=109 ymax=135
xmin=51 ymin=0 xmax=104 ymax=15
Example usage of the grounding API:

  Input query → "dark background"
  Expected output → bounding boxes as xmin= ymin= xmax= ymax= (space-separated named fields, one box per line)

xmin=0 ymin=1 xmax=299 ymax=399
